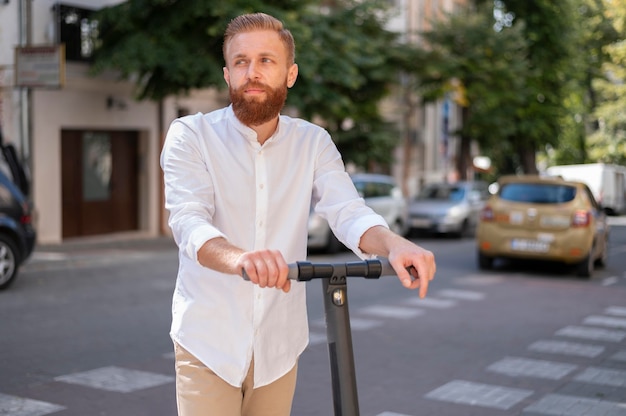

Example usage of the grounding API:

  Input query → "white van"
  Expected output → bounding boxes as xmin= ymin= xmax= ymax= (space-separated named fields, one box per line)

xmin=546 ymin=163 xmax=626 ymax=215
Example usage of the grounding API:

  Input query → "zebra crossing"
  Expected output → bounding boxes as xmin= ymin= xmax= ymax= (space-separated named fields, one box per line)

xmin=304 ymin=277 xmax=626 ymax=416
xmin=2 ymin=278 xmax=625 ymax=416
xmin=421 ymin=305 xmax=626 ymax=416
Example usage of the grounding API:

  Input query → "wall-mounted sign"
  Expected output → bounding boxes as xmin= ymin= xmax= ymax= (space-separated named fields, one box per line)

xmin=14 ymin=44 xmax=66 ymax=88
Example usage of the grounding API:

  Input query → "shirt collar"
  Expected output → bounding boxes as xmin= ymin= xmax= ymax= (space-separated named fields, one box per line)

xmin=227 ymin=105 xmax=282 ymax=146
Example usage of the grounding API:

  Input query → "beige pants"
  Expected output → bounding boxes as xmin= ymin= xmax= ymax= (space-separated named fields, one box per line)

xmin=174 ymin=343 xmax=298 ymax=416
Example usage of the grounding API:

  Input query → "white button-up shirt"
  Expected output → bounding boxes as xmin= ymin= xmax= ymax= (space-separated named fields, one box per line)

xmin=160 ymin=105 xmax=388 ymax=388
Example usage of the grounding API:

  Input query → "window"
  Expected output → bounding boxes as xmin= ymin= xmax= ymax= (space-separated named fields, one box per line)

xmin=499 ymin=183 xmax=577 ymax=204
xmin=54 ymin=3 xmax=99 ymax=62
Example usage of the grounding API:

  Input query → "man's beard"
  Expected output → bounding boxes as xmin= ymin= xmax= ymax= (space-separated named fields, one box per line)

xmin=230 ymin=81 xmax=288 ymax=126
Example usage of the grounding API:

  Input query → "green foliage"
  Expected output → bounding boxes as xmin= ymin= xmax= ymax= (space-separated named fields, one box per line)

xmin=409 ymin=4 xmax=531 ymax=176
xmin=584 ymin=0 xmax=626 ymax=165
xmin=91 ymin=0 xmax=406 ymax=170
xmin=92 ymin=0 xmax=313 ymax=100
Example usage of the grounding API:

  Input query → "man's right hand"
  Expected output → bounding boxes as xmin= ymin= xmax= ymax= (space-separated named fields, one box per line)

xmin=237 ymin=250 xmax=291 ymax=293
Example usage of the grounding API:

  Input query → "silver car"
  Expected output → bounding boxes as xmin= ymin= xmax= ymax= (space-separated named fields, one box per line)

xmin=307 ymin=173 xmax=409 ymax=253
xmin=408 ymin=181 xmax=489 ymax=238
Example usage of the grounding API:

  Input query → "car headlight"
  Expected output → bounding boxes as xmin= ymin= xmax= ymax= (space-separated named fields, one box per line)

xmin=447 ymin=205 xmax=464 ymax=218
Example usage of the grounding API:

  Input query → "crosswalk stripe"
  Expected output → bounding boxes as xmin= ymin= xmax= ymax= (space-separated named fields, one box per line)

xmin=0 ymin=393 xmax=65 ymax=416
xmin=523 ymin=394 xmax=626 ymax=415
xmin=611 ymin=350 xmax=626 ymax=362
xmin=437 ymin=289 xmax=485 ymax=301
xmin=54 ymin=366 xmax=174 ymax=393
xmin=454 ymin=274 xmax=504 ymax=285
xmin=358 ymin=305 xmax=423 ymax=319
xmin=605 ymin=306 xmax=626 ymax=317
xmin=527 ymin=340 xmax=605 ymax=358
xmin=574 ymin=367 xmax=626 ymax=387
xmin=487 ymin=356 xmax=577 ymax=380
xmin=308 ymin=332 xmax=327 ymax=346
xmin=424 ymin=380 xmax=533 ymax=410
xmin=583 ymin=315 xmax=626 ymax=329
xmin=555 ymin=325 xmax=626 ymax=342
xmin=403 ymin=297 xmax=456 ymax=308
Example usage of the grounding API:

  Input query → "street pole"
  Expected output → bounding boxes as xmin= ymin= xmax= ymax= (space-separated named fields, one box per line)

xmin=18 ymin=0 xmax=33 ymax=180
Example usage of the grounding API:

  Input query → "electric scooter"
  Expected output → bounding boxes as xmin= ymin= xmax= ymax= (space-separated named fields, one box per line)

xmin=246 ymin=258 xmax=399 ymax=416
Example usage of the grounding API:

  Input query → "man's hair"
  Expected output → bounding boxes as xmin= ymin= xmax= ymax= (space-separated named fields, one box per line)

xmin=223 ymin=13 xmax=296 ymax=65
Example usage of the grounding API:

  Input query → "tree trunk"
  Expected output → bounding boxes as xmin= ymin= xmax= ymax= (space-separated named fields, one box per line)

xmin=519 ymin=144 xmax=538 ymax=174
xmin=456 ymin=106 xmax=472 ymax=180
xmin=456 ymin=135 xmax=472 ymax=180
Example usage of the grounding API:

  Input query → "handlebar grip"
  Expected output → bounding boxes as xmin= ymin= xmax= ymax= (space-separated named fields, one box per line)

xmin=241 ymin=263 xmax=299 ymax=281
xmin=378 ymin=258 xmax=397 ymax=277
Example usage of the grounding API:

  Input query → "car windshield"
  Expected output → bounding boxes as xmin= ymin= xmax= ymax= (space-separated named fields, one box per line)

xmin=499 ymin=183 xmax=576 ymax=204
xmin=419 ymin=185 xmax=465 ymax=202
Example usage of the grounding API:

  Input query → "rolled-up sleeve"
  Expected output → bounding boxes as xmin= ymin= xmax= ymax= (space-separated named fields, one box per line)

xmin=160 ymin=118 xmax=226 ymax=263
xmin=311 ymin=138 xmax=389 ymax=259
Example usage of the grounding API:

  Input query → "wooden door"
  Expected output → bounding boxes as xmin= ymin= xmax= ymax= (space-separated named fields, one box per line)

xmin=62 ymin=130 xmax=139 ymax=238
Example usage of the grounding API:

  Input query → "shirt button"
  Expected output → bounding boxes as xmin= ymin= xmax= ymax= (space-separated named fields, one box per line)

xmin=259 ymin=183 xmax=264 ymax=189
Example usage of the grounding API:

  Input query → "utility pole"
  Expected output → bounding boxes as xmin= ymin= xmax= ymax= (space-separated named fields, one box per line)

xmin=18 ymin=0 xmax=33 ymax=177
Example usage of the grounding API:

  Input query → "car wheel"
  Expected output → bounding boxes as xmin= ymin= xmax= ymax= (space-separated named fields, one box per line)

xmin=326 ymin=232 xmax=343 ymax=254
xmin=594 ymin=235 xmax=609 ymax=269
xmin=389 ymin=219 xmax=405 ymax=237
xmin=455 ymin=219 xmax=470 ymax=239
xmin=575 ymin=252 xmax=594 ymax=279
xmin=478 ymin=251 xmax=494 ymax=270
xmin=0 ymin=234 xmax=20 ymax=290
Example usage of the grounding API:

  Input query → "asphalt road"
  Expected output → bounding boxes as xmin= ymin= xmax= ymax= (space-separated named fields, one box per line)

xmin=1 ymin=220 xmax=625 ymax=416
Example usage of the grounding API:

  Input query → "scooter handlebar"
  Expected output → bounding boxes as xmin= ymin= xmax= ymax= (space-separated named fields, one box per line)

xmin=242 ymin=258 xmax=398 ymax=282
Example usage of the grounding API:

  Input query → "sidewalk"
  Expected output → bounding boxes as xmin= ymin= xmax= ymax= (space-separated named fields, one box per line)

xmin=23 ymin=232 xmax=178 ymax=271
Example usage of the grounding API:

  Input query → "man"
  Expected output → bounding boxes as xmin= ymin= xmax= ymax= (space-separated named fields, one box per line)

xmin=160 ymin=12 xmax=436 ymax=416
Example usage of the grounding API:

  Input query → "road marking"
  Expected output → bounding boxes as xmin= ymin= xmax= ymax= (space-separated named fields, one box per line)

xmin=606 ymin=306 xmax=626 ymax=317
xmin=611 ymin=350 xmax=626 ymax=362
xmin=0 ymin=393 xmax=65 ymax=416
xmin=523 ymin=394 xmax=626 ymax=415
xmin=602 ymin=276 xmax=620 ymax=286
xmin=583 ymin=315 xmax=626 ymax=329
xmin=454 ymin=274 xmax=504 ymax=285
xmin=403 ymin=297 xmax=457 ymax=309
xmin=358 ymin=305 xmax=423 ymax=319
xmin=437 ymin=289 xmax=485 ymax=301
xmin=527 ymin=340 xmax=605 ymax=358
xmin=376 ymin=412 xmax=413 ymax=416
xmin=308 ymin=332 xmax=327 ymax=346
xmin=487 ymin=356 xmax=577 ymax=380
xmin=574 ymin=367 xmax=626 ymax=387
xmin=349 ymin=317 xmax=382 ymax=331
xmin=54 ymin=366 xmax=174 ymax=393
xmin=424 ymin=380 xmax=533 ymax=410
xmin=555 ymin=325 xmax=626 ymax=342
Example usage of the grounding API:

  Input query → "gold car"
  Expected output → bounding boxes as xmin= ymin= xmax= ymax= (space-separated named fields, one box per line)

xmin=476 ymin=175 xmax=609 ymax=277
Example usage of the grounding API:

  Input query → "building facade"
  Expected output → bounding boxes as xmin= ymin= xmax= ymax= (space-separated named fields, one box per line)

xmin=0 ymin=0 xmax=465 ymax=244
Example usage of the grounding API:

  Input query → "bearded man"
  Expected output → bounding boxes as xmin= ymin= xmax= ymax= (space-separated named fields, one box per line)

xmin=160 ymin=12 xmax=436 ymax=416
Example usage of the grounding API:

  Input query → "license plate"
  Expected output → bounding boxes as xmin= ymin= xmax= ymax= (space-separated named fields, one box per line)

xmin=511 ymin=239 xmax=550 ymax=253
xmin=411 ymin=218 xmax=432 ymax=227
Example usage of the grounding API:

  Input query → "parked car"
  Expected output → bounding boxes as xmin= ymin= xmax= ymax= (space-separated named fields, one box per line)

xmin=476 ymin=175 xmax=609 ymax=278
xmin=408 ymin=181 xmax=489 ymax=237
xmin=0 ymin=169 xmax=36 ymax=290
xmin=307 ymin=173 xmax=409 ymax=253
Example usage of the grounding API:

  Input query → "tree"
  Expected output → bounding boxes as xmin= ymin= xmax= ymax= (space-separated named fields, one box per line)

xmin=474 ymin=0 xmax=580 ymax=174
xmin=408 ymin=4 xmax=530 ymax=179
xmin=585 ymin=0 xmax=626 ymax=164
xmin=543 ymin=0 xmax=622 ymax=166
xmin=91 ymin=0 xmax=407 ymax=171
